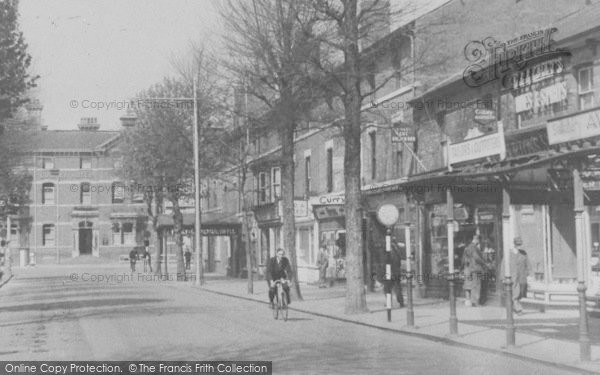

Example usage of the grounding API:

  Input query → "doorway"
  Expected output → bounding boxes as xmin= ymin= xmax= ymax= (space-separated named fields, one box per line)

xmin=79 ymin=221 xmax=93 ymax=255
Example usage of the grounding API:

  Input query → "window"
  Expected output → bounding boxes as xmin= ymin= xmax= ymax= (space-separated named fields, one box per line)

xmin=297 ymin=227 xmax=312 ymax=264
xmin=80 ymin=157 xmax=92 ymax=169
xmin=579 ymin=66 xmax=594 ymax=110
xmin=271 ymin=167 xmax=281 ymax=200
xmin=80 ymin=183 xmax=91 ymax=205
xmin=396 ymin=149 xmax=404 ymax=177
xmin=42 ymin=224 xmax=55 ymax=246
xmin=132 ymin=190 xmax=144 ymax=203
xmin=10 ymin=224 xmax=18 ymax=246
xmin=369 ymin=131 xmax=377 ymax=180
xmin=326 ymin=148 xmax=333 ymax=193
xmin=259 ymin=172 xmax=268 ymax=204
xmin=122 ymin=223 xmax=135 ymax=245
xmin=42 ymin=183 xmax=55 ymax=205
xmin=305 ymin=156 xmax=311 ymax=195
xmin=41 ymin=158 xmax=54 ymax=170
xmin=441 ymin=140 xmax=449 ymax=168
xmin=112 ymin=182 xmax=124 ymax=204
xmin=112 ymin=223 xmax=121 ymax=245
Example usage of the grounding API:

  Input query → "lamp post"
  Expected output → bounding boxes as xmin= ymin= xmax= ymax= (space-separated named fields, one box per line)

xmin=447 ymin=188 xmax=458 ymax=335
xmin=377 ymin=204 xmax=400 ymax=322
xmin=405 ymin=202 xmax=414 ymax=328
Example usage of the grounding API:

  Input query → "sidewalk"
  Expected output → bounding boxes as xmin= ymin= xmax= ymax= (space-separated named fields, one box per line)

xmin=187 ymin=275 xmax=600 ymax=374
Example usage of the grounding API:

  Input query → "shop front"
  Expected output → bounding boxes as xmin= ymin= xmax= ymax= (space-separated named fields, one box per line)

xmin=311 ymin=194 xmax=347 ymax=281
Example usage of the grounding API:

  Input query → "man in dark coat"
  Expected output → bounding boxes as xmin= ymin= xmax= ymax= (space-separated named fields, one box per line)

xmin=461 ymin=234 xmax=488 ymax=306
xmin=129 ymin=248 xmax=137 ymax=272
xmin=267 ymin=248 xmax=292 ymax=306
xmin=391 ymin=239 xmax=405 ymax=307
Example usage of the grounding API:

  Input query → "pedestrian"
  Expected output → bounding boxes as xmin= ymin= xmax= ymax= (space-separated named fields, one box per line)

xmin=510 ymin=237 xmax=532 ymax=314
xmin=461 ymin=234 xmax=488 ymax=307
xmin=129 ymin=248 xmax=137 ymax=273
xmin=184 ymin=248 xmax=192 ymax=270
xmin=144 ymin=249 xmax=152 ymax=273
xmin=0 ymin=240 xmax=6 ymax=281
xmin=316 ymin=245 xmax=329 ymax=288
xmin=391 ymin=238 xmax=405 ymax=307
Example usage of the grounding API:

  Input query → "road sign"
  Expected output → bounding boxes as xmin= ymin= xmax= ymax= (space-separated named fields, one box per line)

xmin=392 ymin=125 xmax=415 ymax=143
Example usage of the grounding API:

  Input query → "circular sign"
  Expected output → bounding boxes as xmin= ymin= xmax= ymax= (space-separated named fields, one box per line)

xmin=376 ymin=204 xmax=400 ymax=227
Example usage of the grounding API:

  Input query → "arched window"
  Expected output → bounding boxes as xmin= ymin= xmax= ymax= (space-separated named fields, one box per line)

xmin=42 ymin=183 xmax=55 ymax=205
xmin=80 ymin=182 xmax=91 ymax=205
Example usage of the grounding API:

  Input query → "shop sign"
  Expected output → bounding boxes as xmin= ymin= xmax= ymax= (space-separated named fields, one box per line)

xmin=317 ymin=195 xmax=345 ymax=205
xmin=449 ymin=123 xmax=506 ymax=165
xmin=201 ymin=227 xmax=238 ymax=236
xmin=509 ymin=57 xmax=564 ymax=90
xmin=474 ymin=109 xmax=495 ymax=123
xmin=547 ymin=108 xmax=600 ymax=145
xmin=294 ymin=200 xmax=308 ymax=217
xmin=515 ymin=81 xmax=567 ymax=114
xmin=392 ymin=124 xmax=416 ymax=143
xmin=581 ymin=163 xmax=600 ymax=191
xmin=505 ymin=127 xmax=549 ymax=158
xmin=313 ymin=204 xmax=345 ymax=220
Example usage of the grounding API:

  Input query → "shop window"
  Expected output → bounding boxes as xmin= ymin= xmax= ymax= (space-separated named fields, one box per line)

xmin=112 ymin=182 xmax=125 ymax=203
xmin=112 ymin=223 xmax=121 ymax=245
xmin=41 ymin=157 xmax=54 ymax=170
xmin=80 ymin=183 xmax=91 ymax=205
xmin=122 ymin=223 xmax=135 ymax=245
xmin=271 ymin=167 xmax=281 ymax=200
xmin=578 ymin=66 xmax=594 ymax=110
xmin=42 ymin=183 xmax=55 ymax=205
xmin=42 ymin=224 xmax=55 ymax=247
xmin=326 ymin=148 xmax=333 ymax=193
xmin=80 ymin=157 xmax=92 ymax=169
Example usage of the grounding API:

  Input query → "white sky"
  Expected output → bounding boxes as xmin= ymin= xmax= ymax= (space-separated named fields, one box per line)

xmin=18 ymin=0 xmax=222 ymax=130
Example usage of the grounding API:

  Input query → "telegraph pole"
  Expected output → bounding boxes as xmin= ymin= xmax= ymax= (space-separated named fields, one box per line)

xmin=193 ymin=75 xmax=204 ymax=286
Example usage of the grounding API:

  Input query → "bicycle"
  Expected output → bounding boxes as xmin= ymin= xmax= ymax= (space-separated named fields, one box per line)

xmin=271 ymin=279 xmax=289 ymax=321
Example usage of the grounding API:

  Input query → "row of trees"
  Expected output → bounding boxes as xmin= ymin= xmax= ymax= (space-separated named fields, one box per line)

xmin=120 ymin=0 xmax=421 ymax=314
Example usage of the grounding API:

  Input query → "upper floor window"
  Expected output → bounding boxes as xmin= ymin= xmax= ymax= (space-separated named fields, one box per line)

xmin=80 ymin=183 xmax=91 ymax=205
xmin=271 ymin=167 xmax=281 ymax=200
xmin=42 ymin=183 xmax=55 ymax=205
xmin=42 ymin=224 xmax=55 ymax=247
xmin=579 ymin=66 xmax=595 ymax=110
xmin=112 ymin=182 xmax=125 ymax=204
xmin=369 ymin=131 xmax=377 ymax=180
xmin=326 ymin=148 xmax=333 ymax=193
xmin=41 ymin=157 xmax=54 ymax=170
xmin=258 ymin=172 xmax=269 ymax=204
xmin=305 ymin=155 xmax=311 ymax=196
xmin=396 ymin=149 xmax=404 ymax=178
xmin=80 ymin=157 xmax=92 ymax=169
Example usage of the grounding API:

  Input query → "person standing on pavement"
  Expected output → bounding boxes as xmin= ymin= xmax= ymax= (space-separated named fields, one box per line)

xmin=461 ymin=234 xmax=488 ymax=307
xmin=316 ymin=245 xmax=329 ymax=288
xmin=184 ymin=248 xmax=192 ymax=270
xmin=390 ymin=238 xmax=405 ymax=308
xmin=129 ymin=248 xmax=137 ymax=273
xmin=510 ymin=237 xmax=531 ymax=314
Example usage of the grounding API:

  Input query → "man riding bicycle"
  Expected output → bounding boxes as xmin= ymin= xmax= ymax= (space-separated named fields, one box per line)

xmin=267 ymin=248 xmax=292 ymax=308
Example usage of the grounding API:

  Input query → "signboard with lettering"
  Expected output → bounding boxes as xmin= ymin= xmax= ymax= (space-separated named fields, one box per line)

xmin=201 ymin=227 xmax=239 ymax=236
xmin=392 ymin=125 xmax=416 ymax=143
xmin=449 ymin=123 xmax=506 ymax=165
xmin=547 ymin=108 xmax=600 ymax=145
xmin=474 ymin=109 xmax=496 ymax=123
xmin=313 ymin=204 xmax=345 ymax=220
xmin=515 ymin=81 xmax=567 ymax=114
xmin=316 ymin=195 xmax=345 ymax=205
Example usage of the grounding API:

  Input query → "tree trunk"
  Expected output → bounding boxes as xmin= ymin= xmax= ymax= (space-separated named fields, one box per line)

xmin=170 ymin=198 xmax=187 ymax=281
xmin=240 ymin=164 xmax=254 ymax=294
xmin=280 ymin=107 xmax=303 ymax=301
xmin=342 ymin=0 xmax=368 ymax=314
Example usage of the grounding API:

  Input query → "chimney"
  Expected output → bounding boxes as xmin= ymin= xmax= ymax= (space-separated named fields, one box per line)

xmin=119 ymin=108 xmax=137 ymax=128
xmin=78 ymin=117 xmax=100 ymax=131
xmin=25 ymin=99 xmax=44 ymax=130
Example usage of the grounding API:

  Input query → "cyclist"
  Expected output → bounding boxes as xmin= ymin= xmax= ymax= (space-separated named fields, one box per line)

xmin=267 ymin=248 xmax=292 ymax=308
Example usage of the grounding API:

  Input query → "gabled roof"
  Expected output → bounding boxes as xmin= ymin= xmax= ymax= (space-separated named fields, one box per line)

xmin=30 ymin=130 xmax=120 ymax=153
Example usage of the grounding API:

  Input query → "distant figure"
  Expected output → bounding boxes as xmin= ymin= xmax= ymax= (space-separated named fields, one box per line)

xmin=0 ymin=240 xmax=6 ymax=280
xmin=391 ymin=239 xmax=405 ymax=307
xmin=144 ymin=249 xmax=152 ymax=273
xmin=316 ymin=246 xmax=329 ymax=288
xmin=510 ymin=237 xmax=532 ymax=314
xmin=129 ymin=248 xmax=137 ymax=272
xmin=462 ymin=235 xmax=488 ymax=307
xmin=184 ymin=249 xmax=192 ymax=270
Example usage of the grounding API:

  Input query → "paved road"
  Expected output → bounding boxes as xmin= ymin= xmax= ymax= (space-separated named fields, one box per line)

xmin=0 ymin=266 xmax=585 ymax=375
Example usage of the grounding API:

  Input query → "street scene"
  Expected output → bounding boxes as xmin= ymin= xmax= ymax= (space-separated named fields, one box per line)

xmin=2 ymin=0 xmax=600 ymax=374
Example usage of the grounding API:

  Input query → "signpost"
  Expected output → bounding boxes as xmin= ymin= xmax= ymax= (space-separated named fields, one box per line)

xmin=376 ymin=204 xmax=400 ymax=322
xmin=391 ymin=125 xmax=416 ymax=143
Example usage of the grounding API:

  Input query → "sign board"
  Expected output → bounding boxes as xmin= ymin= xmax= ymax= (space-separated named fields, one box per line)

xmin=474 ymin=109 xmax=496 ymax=123
xmin=313 ymin=205 xmax=345 ymax=220
xmin=316 ymin=195 xmax=345 ymax=205
xmin=448 ymin=128 xmax=506 ymax=165
xmin=392 ymin=125 xmax=415 ymax=143
xmin=547 ymin=108 xmax=600 ymax=145
xmin=294 ymin=200 xmax=308 ymax=217
xmin=201 ymin=227 xmax=238 ymax=236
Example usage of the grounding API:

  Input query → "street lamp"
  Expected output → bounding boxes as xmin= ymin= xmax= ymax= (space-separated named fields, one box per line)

xmin=377 ymin=204 xmax=400 ymax=322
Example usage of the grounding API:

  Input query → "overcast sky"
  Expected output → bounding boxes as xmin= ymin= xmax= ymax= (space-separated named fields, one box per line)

xmin=19 ymin=0 xmax=222 ymax=130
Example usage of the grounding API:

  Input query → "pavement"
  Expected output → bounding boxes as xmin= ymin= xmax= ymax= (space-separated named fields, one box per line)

xmin=0 ymin=265 xmax=581 ymax=375
xmin=174 ymin=273 xmax=600 ymax=374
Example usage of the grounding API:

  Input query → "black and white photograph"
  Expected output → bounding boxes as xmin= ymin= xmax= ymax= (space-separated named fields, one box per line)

xmin=1 ymin=0 xmax=600 ymax=374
